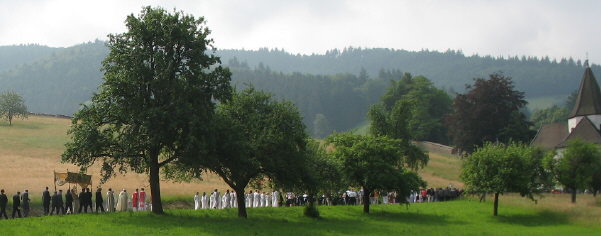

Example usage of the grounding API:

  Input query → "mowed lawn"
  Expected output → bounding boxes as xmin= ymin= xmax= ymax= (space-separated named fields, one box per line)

xmin=1 ymin=199 xmax=599 ymax=235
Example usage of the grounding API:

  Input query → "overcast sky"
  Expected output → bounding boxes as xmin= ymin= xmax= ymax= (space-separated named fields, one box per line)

xmin=0 ymin=0 xmax=600 ymax=63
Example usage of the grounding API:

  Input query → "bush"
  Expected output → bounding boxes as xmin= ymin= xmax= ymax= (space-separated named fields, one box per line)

xmin=303 ymin=203 xmax=320 ymax=218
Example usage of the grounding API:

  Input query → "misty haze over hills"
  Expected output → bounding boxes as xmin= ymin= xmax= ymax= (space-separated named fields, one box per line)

xmin=0 ymin=41 xmax=598 ymax=136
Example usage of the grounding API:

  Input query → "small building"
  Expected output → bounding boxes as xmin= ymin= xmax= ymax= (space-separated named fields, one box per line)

xmin=532 ymin=63 xmax=601 ymax=149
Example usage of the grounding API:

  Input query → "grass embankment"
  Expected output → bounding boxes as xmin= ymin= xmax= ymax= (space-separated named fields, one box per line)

xmin=1 ymin=199 xmax=599 ymax=235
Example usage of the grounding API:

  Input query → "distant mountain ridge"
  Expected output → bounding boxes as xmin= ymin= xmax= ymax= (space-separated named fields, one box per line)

xmin=0 ymin=41 xmax=597 ymax=135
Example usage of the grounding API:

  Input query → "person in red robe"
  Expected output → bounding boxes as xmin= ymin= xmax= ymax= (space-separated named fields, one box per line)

xmin=132 ymin=189 xmax=139 ymax=211
xmin=138 ymin=188 xmax=146 ymax=210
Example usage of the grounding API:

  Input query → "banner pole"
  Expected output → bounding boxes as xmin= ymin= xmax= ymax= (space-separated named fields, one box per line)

xmin=53 ymin=170 xmax=57 ymax=192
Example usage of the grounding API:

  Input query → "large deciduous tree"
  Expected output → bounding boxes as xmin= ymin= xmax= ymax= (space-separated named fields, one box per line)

xmin=446 ymin=73 xmax=534 ymax=154
xmin=61 ymin=7 xmax=232 ymax=214
xmin=0 ymin=91 xmax=28 ymax=126
xmin=326 ymin=133 xmax=424 ymax=213
xmin=461 ymin=142 xmax=545 ymax=216
xmin=544 ymin=139 xmax=601 ymax=203
xmin=368 ymin=99 xmax=429 ymax=170
xmin=376 ymin=73 xmax=452 ymax=144
xmin=166 ymin=88 xmax=308 ymax=218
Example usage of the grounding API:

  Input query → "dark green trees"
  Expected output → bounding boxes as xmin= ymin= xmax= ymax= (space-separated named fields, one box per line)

xmin=372 ymin=73 xmax=453 ymax=144
xmin=446 ymin=73 xmax=534 ymax=153
xmin=0 ymin=91 xmax=28 ymax=126
xmin=461 ymin=143 xmax=545 ymax=216
xmin=327 ymin=133 xmax=424 ymax=213
xmin=61 ymin=7 xmax=232 ymax=214
xmin=168 ymin=88 xmax=309 ymax=218
xmin=545 ymin=139 xmax=601 ymax=203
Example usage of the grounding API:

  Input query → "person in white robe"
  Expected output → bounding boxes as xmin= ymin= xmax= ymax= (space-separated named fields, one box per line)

xmin=116 ymin=189 xmax=128 ymax=211
xmin=194 ymin=192 xmax=200 ymax=210
xmin=272 ymin=191 xmax=279 ymax=207
xmin=231 ymin=191 xmax=237 ymax=208
xmin=265 ymin=193 xmax=271 ymax=207
xmin=216 ymin=191 xmax=221 ymax=209
xmin=247 ymin=191 xmax=252 ymax=208
xmin=224 ymin=190 xmax=231 ymax=208
xmin=201 ymin=192 xmax=208 ymax=209
xmin=253 ymin=191 xmax=260 ymax=208
xmin=72 ymin=188 xmax=80 ymax=214
xmin=210 ymin=189 xmax=217 ymax=209
xmin=106 ymin=188 xmax=115 ymax=212
xmin=261 ymin=192 xmax=267 ymax=207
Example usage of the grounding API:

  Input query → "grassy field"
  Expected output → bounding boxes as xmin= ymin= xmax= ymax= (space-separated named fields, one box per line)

xmin=0 ymin=198 xmax=599 ymax=235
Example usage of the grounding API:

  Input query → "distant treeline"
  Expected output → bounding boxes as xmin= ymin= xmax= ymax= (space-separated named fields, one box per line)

xmin=0 ymin=41 xmax=597 ymax=136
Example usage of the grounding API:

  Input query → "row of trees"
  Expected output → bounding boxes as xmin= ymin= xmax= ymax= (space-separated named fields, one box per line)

xmin=0 ymin=91 xmax=28 ymax=125
xmin=462 ymin=139 xmax=601 ymax=216
xmin=61 ymin=7 xmax=427 ymax=218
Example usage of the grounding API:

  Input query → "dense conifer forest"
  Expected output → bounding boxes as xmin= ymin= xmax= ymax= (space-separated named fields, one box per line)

xmin=0 ymin=41 xmax=598 ymax=136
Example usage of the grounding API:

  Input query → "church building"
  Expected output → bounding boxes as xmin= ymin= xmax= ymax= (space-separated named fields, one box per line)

xmin=532 ymin=63 xmax=601 ymax=149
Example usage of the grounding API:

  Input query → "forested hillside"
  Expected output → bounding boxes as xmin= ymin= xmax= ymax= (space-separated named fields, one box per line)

xmin=0 ymin=42 xmax=597 ymax=136
xmin=219 ymin=48 xmax=601 ymax=98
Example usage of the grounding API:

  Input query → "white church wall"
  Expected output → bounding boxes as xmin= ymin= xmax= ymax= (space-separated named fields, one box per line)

xmin=568 ymin=116 xmax=583 ymax=133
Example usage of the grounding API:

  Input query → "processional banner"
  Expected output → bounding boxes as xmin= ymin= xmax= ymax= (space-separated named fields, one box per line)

xmin=54 ymin=171 xmax=92 ymax=189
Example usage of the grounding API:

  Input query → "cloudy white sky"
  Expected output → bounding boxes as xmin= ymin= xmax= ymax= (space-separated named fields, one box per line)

xmin=0 ymin=0 xmax=600 ymax=63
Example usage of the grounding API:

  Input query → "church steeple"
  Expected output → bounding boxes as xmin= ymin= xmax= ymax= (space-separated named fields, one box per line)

xmin=568 ymin=65 xmax=601 ymax=118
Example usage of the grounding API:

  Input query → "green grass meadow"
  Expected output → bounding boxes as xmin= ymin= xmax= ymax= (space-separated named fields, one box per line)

xmin=1 ymin=199 xmax=598 ymax=235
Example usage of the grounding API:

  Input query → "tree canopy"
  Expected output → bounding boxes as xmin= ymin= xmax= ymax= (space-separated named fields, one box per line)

xmin=326 ymin=133 xmax=425 ymax=213
xmin=446 ymin=73 xmax=534 ymax=153
xmin=61 ymin=6 xmax=232 ymax=214
xmin=165 ymin=88 xmax=308 ymax=218
xmin=373 ymin=73 xmax=453 ymax=144
xmin=544 ymin=139 xmax=601 ymax=203
xmin=461 ymin=142 xmax=546 ymax=216
xmin=0 ymin=91 xmax=28 ymax=126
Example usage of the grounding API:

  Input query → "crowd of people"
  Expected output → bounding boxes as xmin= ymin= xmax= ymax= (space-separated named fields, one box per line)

xmin=0 ymin=186 xmax=151 ymax=219
xmin=193 ymin=189 xmax=281 ymax=209
xmin=0 ymin=185 xmax=465 ymax=219
xmin=190 ymin=186 xmax=464 ymax=211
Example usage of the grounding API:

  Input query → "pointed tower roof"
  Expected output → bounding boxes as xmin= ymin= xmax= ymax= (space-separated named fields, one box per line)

xmin=568 ymin=66 xmax=601 ymax=118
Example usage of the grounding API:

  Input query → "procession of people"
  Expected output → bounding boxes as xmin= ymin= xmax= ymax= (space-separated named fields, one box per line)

xmin=0 ymin=184 xmax=464 ymax=219
xmin=0 ymin=186 xmax=151 ymax=219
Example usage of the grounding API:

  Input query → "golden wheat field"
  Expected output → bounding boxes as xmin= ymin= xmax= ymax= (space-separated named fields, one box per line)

xmin=0 ymin=115 xmax=229 ymax=199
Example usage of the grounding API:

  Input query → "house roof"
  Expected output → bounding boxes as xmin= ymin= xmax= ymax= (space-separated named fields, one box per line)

xmin=557 ymin=117 xmax=601 ymax=148
xmin=568 ymin=67 xmax=601 ymax=118
xmin=531 ymin=122 xmax=569 ymax=149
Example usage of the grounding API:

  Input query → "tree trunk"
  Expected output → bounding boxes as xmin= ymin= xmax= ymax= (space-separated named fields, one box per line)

xmin=149 ymin=152 xmax=163 ymax=214
xmin=571 ymin=189 xmax=577 ymax=203
xmin=362 ymin=187 xmax=370 ymax=214
xmin=493 ymin=192 xmax=499 ymax=216
xmin=594 ymin=190 xmax=597 ymax=197
xmin=235 ymin=188 xmax=247 ymax=218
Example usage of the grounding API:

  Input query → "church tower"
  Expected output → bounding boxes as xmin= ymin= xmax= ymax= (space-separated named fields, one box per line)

xmin=567 ymin=61 xmax=601 ymax=133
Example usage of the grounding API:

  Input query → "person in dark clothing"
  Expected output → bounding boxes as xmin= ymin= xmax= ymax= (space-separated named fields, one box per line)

xmin=0 ymin=189 xmax=8 ymax=219
xmin=57 ymin=190 xmax=65 ymax=214
xmin=78 ymin=189 xmax=87 ymax=213
xmin=95 ymin=188 xmax=104 ymax=213
xmin=12 ymin=192 xmax=21 ymax=218
xmin=42 ymin=187 xmax=51 ymax=215
xmin=22 ymin=190 xmax=30 ymax=217
xmin=86 ymin=188 xmax=93 ymax=211
xmin=65 ymin=188 xmax=73 ymax=214
xmin=50 ymin=191 xmax=58 ymax=215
